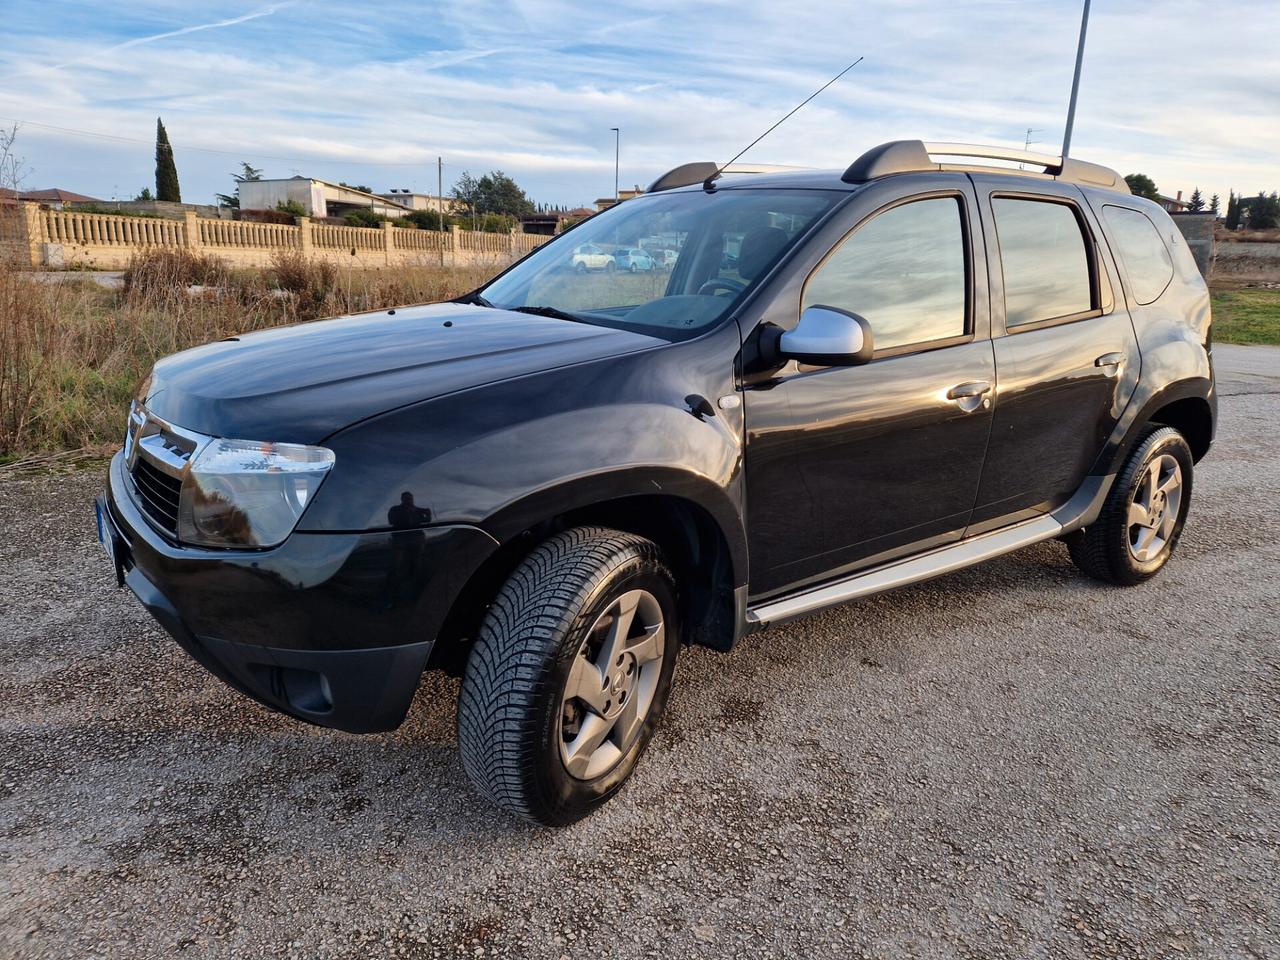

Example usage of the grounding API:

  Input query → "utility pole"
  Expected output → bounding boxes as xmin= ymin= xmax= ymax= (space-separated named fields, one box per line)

xmin=1061 ymin=0 xmax=1091 ymax=159
xmin=1020 ymin=128 xmax=1042 ymax=170
xmin=610 ymin=127 xmax=620 ymax=202
xmin=438 ymin=156 xmax=444 ymax=266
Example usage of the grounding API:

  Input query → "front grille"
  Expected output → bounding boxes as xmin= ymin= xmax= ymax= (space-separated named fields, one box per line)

xmin=130 ymin=456 xmax=182 ymax=534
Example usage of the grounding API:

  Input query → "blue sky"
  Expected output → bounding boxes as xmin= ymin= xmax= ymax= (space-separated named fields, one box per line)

xmin=3 ymin=1 xmax=1276 ymax=208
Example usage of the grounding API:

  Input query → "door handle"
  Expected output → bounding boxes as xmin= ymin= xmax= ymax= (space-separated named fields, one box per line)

xmin=946 ymin=380 xmax=992 ymax=400
xmin=1095 ymin=352 xmax=1125 ymax=374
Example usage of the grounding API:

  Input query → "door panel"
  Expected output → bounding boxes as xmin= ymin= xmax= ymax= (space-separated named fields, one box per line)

xmin=971 ymin=315 xmax=1137 ymax=524
xmin=746 ymin=341 xmax=996 ymax=597
xmin=968 ymin=176 xmax=1139 ymax=527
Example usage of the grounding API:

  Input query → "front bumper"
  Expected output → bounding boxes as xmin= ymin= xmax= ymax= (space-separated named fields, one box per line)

xmin=101 ymin=451 xmax=498 ymax=733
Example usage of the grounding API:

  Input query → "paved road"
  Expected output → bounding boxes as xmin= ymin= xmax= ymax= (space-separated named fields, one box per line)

xmin=2 ymin=345 xmax=1277 ymax=959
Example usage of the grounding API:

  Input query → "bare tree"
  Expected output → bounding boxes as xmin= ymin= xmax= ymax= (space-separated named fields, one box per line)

xmin=0 ymin=123 xmax=31 ymax=195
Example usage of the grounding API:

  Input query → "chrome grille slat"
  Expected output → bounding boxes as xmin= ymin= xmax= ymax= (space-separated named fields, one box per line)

xmin=123 ymin=403 xmax=213 ymax=540
xmin=134 ymin=469 xmax=180 ymax=513
xmin=130 ymin=444 xmax=184 ymax=535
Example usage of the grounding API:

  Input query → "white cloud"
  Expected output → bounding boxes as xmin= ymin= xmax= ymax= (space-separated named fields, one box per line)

xmin=0 ymin=0 xmax=1275 ymax=206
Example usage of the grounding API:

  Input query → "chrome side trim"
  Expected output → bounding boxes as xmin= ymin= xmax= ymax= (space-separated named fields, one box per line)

xmin=746 ymin=515 xmax=1063 ymax=627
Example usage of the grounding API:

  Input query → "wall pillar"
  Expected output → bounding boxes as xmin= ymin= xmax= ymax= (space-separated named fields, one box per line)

xmin=183 ymin=210 xmax=200 ymax=250
xmin=296 ymin=216 xmax=312 ymax=257
xmin=20 ymin=201 xmax=43 ymax=266
xmin=381 ymin=220 xmax=393 ymax=265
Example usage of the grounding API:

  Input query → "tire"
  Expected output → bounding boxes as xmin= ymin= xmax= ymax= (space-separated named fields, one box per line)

xmin=457 ymin=527 xmax=679 ymax=825
xmin=574 ymin=261 xmax=586 ymax=274
xmin=629 ymin=263 xmax=638 ymax=273
xmin=605 ymin=261 xmax=616 ymax=273
xmin=1068 ymin=425 xmax=1194 ymax=585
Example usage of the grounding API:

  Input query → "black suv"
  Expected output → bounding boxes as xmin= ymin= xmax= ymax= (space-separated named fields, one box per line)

xmin=97 ymin=140 xmax=1215 ymax=825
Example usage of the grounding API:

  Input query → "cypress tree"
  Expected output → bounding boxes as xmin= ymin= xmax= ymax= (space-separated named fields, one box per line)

xmin=1226 ymin=191 xmax=1241 ymax=230
xmin=154 ymin=117 xmax=181 ymax=202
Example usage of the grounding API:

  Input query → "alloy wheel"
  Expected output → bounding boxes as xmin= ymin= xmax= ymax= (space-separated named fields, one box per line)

xmin=558 ymin=589 xmax=665 ymax=780
xmin=1127 ymin=453 xmax=1183 ymax=562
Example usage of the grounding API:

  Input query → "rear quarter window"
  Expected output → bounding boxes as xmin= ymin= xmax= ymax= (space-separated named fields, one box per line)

xmin=1102 ymin=205 xmax=1174 ymax=305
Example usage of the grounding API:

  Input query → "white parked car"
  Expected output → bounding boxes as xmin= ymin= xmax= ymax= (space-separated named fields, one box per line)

xmin=571 ymin=243 xmax=615 ymax=272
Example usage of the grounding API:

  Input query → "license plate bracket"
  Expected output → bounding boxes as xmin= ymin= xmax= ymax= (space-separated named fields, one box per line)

xmin=95 ymin=497 xmax=126 ymax=587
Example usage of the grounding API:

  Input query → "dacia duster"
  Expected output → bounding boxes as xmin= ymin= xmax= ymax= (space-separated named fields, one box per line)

xmin=97 ymin=141 xmax=1216 ymax=824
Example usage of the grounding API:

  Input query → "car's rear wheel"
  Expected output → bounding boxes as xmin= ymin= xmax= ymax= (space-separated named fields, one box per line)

xmin=575 ymin=261 xmax=586 ymax=273
xmin=1067 ymin=425 xmax=1194 ymax=585
xmin=457 ymin=527 xmax=678 ymax=825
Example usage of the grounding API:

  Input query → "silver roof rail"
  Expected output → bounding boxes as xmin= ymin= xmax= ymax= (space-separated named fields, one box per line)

xmin=842 ymin=139 xmax=1129 ymax=193
xmin=647 ymin=161 xmax=813 ymax=193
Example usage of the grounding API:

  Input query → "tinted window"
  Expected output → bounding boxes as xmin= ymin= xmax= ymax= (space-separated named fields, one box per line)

xmin=993 ymin=198 xmax=1093 ymax=326
xmin=1103 ymin=205 xmax=1174 ymax=304
xmin=803 ymin=197 xmax=967 ymax=351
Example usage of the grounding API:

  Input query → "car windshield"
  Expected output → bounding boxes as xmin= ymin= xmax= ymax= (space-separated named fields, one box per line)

xmin=479 ymin=188 xmax=842 ymax=340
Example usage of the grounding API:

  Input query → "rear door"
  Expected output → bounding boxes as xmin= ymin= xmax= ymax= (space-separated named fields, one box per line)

xmin=968 ymin=176 xmax=1139 ymax=530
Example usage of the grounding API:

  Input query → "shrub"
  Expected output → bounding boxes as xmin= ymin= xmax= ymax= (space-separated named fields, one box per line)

xmin=343 ymin=209 xmax=386 ymax=228
xmin=123 ymin=248 xmax=230 ymax=303
xmin=268 ymin=249 xmax=338 ymax=319
xmin=405 ymin=209 xmax=454 ymax=231
xmin=275 ymin=199 xmax=306 ymax=217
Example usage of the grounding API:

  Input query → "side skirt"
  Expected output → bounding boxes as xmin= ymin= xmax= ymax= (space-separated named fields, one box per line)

xmin=745 ymin=515 xmax=1062 ymax=629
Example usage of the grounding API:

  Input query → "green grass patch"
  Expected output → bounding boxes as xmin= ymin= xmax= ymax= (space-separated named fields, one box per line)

xmin=1212 ymin=288 xmax=1280 ymax=345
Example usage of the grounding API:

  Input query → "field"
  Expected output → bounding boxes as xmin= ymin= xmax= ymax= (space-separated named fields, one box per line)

xmin=0 ymin=251 xmax=493 ymax=459
xmin=1211 ymin=286 xmax=1280 ymax=345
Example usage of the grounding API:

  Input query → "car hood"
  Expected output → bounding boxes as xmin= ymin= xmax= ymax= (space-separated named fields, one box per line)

xmin=144 ymin=303 xmax=661 ymax=443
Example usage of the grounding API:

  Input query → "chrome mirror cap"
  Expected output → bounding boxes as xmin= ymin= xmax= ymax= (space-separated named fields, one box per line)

xmin=779 ymin=305 xmax=875 ymax=366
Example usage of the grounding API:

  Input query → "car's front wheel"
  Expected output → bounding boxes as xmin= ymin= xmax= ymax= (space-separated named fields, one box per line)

xmin=457 ymin=527 xmax=679 ymax=825
xmin=1067 ymin=425 xmax=1194 ymax=585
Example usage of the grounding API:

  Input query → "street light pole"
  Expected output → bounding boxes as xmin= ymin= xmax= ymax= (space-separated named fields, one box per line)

xmin=1061 ymin=0 xmax=1091 ymax=160
xmin=610 ymin=127 xmax=619 ymax=202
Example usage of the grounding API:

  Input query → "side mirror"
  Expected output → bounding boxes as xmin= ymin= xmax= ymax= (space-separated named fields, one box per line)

xmin=779 ymin=305 xmax=874 ymax=366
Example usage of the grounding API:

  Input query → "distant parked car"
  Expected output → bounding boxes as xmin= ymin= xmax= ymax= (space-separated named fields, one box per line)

xmin=571 ymin=243 xmax=614 ymax=272
xmin=657 ymin=249 xmax=679 ymax=269
xmin=613 ymin=247 xmax=655 ymax=272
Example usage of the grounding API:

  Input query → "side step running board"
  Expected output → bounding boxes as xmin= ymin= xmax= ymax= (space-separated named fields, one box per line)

xmin=746 ymin=515 xmax=1063 ymax=628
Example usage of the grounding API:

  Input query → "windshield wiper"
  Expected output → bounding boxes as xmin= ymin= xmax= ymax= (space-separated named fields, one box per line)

xmin=453 ymin=291 xmax=495 ymax=308
xmin=508 ymin=305 xmax=591 ymax=324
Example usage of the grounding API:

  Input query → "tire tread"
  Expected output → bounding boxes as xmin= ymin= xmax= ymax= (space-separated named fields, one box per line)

xmin=457 ymin=526 xmax=661 ymax=823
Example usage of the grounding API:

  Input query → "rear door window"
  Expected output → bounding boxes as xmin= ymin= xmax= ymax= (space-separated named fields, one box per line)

xmin=992 ymin=198 xmax=1094 ymax=327
xmin=1102 ymin=206 xmax=1174 ymax=304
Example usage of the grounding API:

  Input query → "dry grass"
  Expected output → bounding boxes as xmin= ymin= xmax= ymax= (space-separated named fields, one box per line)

xmin=0 ymin=250 xmax=494 ymax=457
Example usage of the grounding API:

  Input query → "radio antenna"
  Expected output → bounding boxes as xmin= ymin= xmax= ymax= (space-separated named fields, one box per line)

xmin=703 ymin=56 xmax=864 ymax=190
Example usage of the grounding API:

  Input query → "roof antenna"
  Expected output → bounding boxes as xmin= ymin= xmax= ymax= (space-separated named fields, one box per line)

xmin=703 ymin=57 xmax=864 ymax=191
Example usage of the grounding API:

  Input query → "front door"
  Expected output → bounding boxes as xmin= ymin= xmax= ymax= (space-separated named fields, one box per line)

xmin=967 ymin=177 xmax=1140 ymax=529
xmin=743 ymin=176 xmax=996 ymax=599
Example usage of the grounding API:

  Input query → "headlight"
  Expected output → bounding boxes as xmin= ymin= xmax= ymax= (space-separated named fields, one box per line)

xmin=178 ymin=438 xmax=335 ymax=548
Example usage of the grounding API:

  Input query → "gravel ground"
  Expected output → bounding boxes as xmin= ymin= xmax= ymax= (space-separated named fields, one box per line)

xmin=2 ymin=345 xmax=1277 ymax=959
